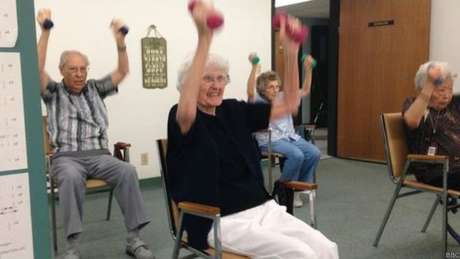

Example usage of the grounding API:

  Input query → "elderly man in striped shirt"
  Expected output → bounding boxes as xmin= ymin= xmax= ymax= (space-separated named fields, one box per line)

xmin=36 ymin=9 xmax=154 ymax=259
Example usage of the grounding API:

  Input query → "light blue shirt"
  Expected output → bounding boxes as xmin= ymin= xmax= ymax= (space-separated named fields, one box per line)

xmin=254 ymin=92 xmax=300 ymax=146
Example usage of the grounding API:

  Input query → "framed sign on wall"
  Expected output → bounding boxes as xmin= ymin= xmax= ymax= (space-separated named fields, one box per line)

xmin=141 ymin=25 xmax=167 ymax=89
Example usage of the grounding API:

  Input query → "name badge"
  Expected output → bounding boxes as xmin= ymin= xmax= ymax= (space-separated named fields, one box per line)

xmin=427 ymin=146 xmax=437 ymax=156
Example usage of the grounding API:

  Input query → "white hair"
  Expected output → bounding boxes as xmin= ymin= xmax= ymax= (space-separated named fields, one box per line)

xmin=176 ymin=53 xmax=230 ymax=91
xmin=414 ymin=61 xmax=456 ymax=90
xmin=59 ymin=50 xmax=90 ymax=69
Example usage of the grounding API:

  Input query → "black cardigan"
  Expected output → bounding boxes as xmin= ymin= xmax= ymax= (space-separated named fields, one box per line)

xmin=166 ymin=99 xmax=271 ymax=249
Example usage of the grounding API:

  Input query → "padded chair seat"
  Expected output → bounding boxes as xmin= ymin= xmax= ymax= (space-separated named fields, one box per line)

xmin=86 ymin=179 xmax=110 ymax=189
xmin=403 ymin=179 xmax=460 ymax=197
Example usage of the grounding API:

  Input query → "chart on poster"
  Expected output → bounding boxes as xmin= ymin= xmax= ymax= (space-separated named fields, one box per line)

xmin=0 ymin=52 xmax=28 ymax=172
xmin=0 ymin=0 xmax=18 ymax=47
xmin=0 ymin=173 xmax=33 ymax=259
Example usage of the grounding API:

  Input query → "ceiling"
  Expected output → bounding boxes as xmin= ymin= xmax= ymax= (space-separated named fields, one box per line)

xmin=276 ymin=0 xmax=330 ymax=19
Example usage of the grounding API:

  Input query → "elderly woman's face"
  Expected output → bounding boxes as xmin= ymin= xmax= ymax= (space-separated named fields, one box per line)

xmin=430 ymin=79 xmax=453 ymax=110
xmin=198 ymin=65 xmax=228 ymax=110
xmin=263 ymin=80 xmax=280 ymax=102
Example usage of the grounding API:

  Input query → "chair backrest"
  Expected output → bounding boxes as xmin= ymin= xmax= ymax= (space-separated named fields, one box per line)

xmin=42 ymin=115 xmax=53 ymax=155
xmin=380 ymin=113 xmax=409 ymax=181
xmin=156 ymin=139 xmax=180 ymax=238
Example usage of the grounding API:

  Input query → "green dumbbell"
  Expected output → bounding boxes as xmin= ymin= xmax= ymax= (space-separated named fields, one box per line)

xmin=249 ymin=53 xmax=260 ymax=65
xmin=301 ymin=54 xmax=317 ymax=69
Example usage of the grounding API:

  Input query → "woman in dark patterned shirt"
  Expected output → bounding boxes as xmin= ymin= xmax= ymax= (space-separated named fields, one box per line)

xmin=402 ymin=61 xmax=460 ymax=188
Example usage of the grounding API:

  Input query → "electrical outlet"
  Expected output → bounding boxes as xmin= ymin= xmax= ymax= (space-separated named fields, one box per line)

xmin=140 ymin=153 xmax=149 ymax=166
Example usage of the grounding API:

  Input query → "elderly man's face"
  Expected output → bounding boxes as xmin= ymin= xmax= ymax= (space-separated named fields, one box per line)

xmin=430 ymin=79 xmax=453 ymax=110
xmin=60 ymin=53 xmax=88 ymax=94
xmin=198 ymin=65 xmax=228 ymax=112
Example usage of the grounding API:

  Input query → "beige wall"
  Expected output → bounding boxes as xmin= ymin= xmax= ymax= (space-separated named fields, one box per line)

xmin=430 ymin=0 xmax=460 ymax=92
xmin=35 ymin=0 xmax=272 ymax=179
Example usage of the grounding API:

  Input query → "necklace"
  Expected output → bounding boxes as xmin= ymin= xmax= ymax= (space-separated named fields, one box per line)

xmin=429 ymin=110 xmax=443 ymax=135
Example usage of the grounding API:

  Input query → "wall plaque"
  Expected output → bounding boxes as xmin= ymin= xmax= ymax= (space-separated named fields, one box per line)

xmin=141 ymin=25 xmax=167 ymax=89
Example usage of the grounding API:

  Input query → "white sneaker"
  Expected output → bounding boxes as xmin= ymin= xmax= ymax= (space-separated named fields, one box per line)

xmin=294 ymin=193 xmax=303 ymax=207
xmin=300 ymin=190 xmax=312 ymax=203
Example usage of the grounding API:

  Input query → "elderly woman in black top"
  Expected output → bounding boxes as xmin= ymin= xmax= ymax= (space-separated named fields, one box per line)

xmin=403 ymin=61 xmax=460 ymax=188
xmin=166 ymin=2 xmax=338 ymax=258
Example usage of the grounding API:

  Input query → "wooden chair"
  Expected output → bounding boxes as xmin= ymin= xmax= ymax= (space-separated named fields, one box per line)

xmin=42 ymin=116 xmax=131 ymax=252
xmin=373 ymin=112 xmax=458 ymax=258
xmin=156 ymin=139 xmax=248 ymax=259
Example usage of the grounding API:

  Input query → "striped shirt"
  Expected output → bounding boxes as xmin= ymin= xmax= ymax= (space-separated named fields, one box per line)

xmin=41 ymin=75 xmax=117 ymax=152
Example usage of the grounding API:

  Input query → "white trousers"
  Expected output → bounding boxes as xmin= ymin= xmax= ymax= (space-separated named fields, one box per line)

xmin=208 ymin=200 xmax=339 ymax=259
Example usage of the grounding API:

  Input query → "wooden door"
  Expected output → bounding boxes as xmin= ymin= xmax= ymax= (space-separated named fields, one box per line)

xmin=337 ymin=0 xmax=431 ymax=161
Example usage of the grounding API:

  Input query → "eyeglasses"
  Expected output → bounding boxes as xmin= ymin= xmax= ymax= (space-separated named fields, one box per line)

xmin=202 ymin=75 xmax=229 ymax=84
xmin=67 ymin=66 xmax=89 ymax=75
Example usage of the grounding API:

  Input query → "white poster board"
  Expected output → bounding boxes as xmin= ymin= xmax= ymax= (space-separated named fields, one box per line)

xmin=0 ymin=0 xmax=18 ymax=48
xmin=0 ymin=173 xmax=34 ymax=259
xmin=0 ymin=52 xmax=28 ymax=171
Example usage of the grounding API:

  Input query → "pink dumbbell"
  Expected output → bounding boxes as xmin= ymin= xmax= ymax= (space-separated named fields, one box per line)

xmin=273 ymin=11 xmax=309 ymax=43
xmin=188 ymin=0 xmax=224 ymax=30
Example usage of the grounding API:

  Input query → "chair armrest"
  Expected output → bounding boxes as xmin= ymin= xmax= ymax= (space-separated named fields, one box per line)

xmin=407 ymin=154 xmax=448 ymax=162
xmin=178 ymin=201 xmax=221 ymax=217
xmin=114 ymin=142 xmax=131 ymax=162
xmin=282 ymin=181 xmax=318 ymax=191
xmin=114 ymin=142 xmax=131 ymax=150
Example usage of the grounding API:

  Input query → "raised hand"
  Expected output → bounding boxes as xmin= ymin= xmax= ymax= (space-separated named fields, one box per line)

xmin=279 ymin=15 xmax=303 ymax=56
xmin=189 ymin=0 xmax=215 ymax=39
xmin=427 ymin=63 xmax=443 ymax=87
xmin=303 ymin=54 xmax=314 ymax=71
xmin=110 ymin=18 xmax=128 ymax=42
xmin=37 ymin=8 xmax=53 ymax=30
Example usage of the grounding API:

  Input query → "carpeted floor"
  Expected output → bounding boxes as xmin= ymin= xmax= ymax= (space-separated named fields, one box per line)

xmin=49 ymin=157 xmax=460 ymax=259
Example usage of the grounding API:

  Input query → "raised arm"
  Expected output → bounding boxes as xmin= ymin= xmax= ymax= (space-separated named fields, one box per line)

xmin=36 ymin=9 xmax=52 ymax=93
xmin=246 ymin=53 xmax=260 ymax=103
xmin=270 ymin=16 xmax=302 ymax=121
xmin=176 ymin=2 xmax=214 ymax=134
xmin=300 ymin=55 xmax=314 ymax=97
xmin=404 ymin=66 xmax=439 ymax=129
xmin=110 ymin=19 xmax=130 ymax=86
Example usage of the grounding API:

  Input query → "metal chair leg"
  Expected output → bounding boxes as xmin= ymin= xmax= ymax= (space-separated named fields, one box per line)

xmin=373 ymin=183 xmax=402 ymax=247
xmin=268 ymin=156 xmax=273 ymax=194
xmin=421 ymin=196 xmax=440 ymax=233
xmin=213 ymin=216 xmax=222 ymax=259
xmin=106 ymin=189 xmax=114 ymax=221
xmin=173 ymin=211 xmax=185 ymax=259
xmin=50 ymin=177 xmax=58 ymax=252
xmin=309 ymin=190 xmax=316 ymax=228
xmin=442 ymin=163 xmax=448 ymax=259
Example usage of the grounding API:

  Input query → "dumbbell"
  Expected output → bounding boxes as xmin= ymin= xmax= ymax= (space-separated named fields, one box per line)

xmin=433 ymin=78 xmax=443 ymax=87
xmin=301 ymin=54 xmax=317 ymax=69
xmin=43 ymin=19 xmax=54 ymax=30
xmin=111 ymin=20 xmax=129 ymax=36
xmin=119 ymin=26 xmax=129 ymax=36
xmin=427 ymin=63 xmax=444 ymax=87
xmin=273 ymin=11 xmax=309 ymax=43
xmin=188 ymin=0 xmax=224 ymax=30
xmin=248 ymin=53 xmax=260 ymax=65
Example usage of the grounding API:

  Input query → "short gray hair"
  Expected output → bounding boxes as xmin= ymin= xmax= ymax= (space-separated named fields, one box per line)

xmin=256 ymin=70 xmax=281 ymax=100
xmin=414 ymin=61 xmax=456 ymax=90
xmin=59 ymin=50 xmax=89 ymax=69
xmin=176 ymin=53 xmax=229 ymax=91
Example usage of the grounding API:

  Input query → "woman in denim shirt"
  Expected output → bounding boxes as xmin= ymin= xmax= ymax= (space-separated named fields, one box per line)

xmin=248 ymin=55 xmax=321 ymax=207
